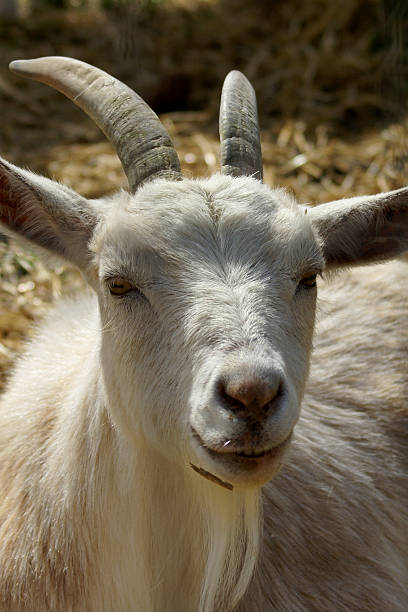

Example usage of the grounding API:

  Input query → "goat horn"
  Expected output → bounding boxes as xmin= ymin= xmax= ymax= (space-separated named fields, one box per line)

xmin=219 ymin=70 xmax=263 ymax=181
xmin=9 ymin=57 xmax=182 ymax=192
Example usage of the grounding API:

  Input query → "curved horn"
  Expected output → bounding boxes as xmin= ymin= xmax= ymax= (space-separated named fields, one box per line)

xmin=219 ymin=70 xmax=263 ymax=181
xmin=9 ymin=56 xmax=182 ymax=192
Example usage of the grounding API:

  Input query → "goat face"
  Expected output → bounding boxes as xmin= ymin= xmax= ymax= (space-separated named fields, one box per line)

xmin=95 ymin=175 xmax=323 ymax=487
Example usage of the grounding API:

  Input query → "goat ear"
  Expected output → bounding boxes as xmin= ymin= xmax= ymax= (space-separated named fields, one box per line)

xmin=0 ymin=158 xmax=98 ymax=270
xmin=309 ymin=187 xmax=408 ymax=269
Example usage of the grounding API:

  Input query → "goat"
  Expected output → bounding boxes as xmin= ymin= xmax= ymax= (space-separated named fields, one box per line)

xmin=0 ymin=57 xmax=407 ymax=612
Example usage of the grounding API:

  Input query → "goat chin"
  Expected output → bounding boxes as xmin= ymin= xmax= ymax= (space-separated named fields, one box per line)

xmin=190 ymin=431 xmax=292 ymax=489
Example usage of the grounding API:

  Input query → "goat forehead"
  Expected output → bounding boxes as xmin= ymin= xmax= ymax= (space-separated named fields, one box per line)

xmin=98 ymin=175 xmax=319 ymax=274
xmin=128 ymin=174 xmax=297 ymax=219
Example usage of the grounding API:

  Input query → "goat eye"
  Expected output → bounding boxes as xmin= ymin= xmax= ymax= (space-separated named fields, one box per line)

xmin=299 ymin=274 xmax=317 ymax=289
xmin=108 ymin=279 xmax=134 ymax=296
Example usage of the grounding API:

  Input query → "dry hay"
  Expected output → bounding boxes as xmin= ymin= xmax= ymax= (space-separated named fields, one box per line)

xmin=0 ymin=242 xmax=83 ymax=389
xmin=0 ymin=0 xmax=407 ymax=387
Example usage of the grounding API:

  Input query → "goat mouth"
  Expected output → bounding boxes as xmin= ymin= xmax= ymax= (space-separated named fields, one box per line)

xmin=191 ymin=427 xmax=292 ymax=470
xmin=232 ymin=447 xmax=275 ymax=459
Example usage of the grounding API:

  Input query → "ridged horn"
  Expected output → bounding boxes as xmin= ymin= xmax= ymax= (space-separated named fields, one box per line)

xmin=219 ymin=70 xmax=263 ymax=181
xmin=9 ymin=56 xmax=182 ymax=192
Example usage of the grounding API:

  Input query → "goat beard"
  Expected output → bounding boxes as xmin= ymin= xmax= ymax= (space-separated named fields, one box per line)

xmin=198 ymin=484 xmax=262 ymax=612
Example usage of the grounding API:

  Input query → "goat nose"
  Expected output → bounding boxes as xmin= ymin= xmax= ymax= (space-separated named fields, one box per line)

xmin=216 ymin=370 xmax=283 ymax=420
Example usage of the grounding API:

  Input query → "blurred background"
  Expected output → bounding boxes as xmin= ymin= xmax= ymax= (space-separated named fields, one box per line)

xmin=0 ymin=0 xmax=407 ymax=385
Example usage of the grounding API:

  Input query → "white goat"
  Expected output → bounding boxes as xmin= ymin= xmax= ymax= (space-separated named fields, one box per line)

xmin=0 ymin=57 xmax=407 ymax=612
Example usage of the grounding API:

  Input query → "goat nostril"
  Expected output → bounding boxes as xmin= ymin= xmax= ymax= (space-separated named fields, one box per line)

xmin=262 ymin=381 xmax=283 ymax=411
xmin=218 ymin=382 xmax=247 ymax=413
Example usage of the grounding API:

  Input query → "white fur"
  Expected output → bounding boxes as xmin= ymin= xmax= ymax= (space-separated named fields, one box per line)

xmin=0 ymin=169 xmax=407 ymax=610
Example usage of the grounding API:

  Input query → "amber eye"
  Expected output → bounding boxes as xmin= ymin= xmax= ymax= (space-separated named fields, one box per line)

xmin=108 ymin=278 xmax=134 ymax=296
xmin=299 ymin=274 xmax=317 ymax=289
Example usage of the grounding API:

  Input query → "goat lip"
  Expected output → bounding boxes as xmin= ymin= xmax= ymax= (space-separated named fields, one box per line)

xmin=191 ymin=428 xmax=292 ymax=464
